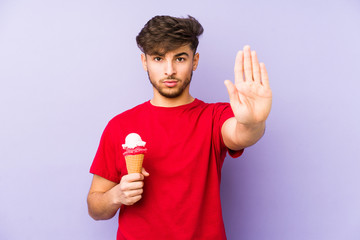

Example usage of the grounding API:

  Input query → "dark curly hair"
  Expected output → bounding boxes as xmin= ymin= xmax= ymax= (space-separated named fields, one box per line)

xmin=136 ymin=15 xmax=204 ymax=55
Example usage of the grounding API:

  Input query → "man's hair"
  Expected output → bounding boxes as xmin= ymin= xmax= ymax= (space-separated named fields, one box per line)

xmin=136 ymin=15 xmax=204 ymax=55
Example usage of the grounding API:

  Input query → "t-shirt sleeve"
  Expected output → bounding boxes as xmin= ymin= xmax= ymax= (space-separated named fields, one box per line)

xmin=89 ymin=120 xmax=121 ymax=183
xmin=214 ymin=103 xmax=244 ymax=158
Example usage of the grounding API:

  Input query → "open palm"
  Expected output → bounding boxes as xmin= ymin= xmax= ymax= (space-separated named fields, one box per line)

xmin=224 ymin=45 xmax=272 ymax=125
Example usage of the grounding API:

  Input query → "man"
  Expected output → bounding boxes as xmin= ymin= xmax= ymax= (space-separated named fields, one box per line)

xmin=87 ymin=15 xmax=272 ymax=239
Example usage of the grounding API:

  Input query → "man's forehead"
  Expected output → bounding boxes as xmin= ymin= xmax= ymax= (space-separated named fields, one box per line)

xmin=147 ymin=45 xmax=194 ymax=56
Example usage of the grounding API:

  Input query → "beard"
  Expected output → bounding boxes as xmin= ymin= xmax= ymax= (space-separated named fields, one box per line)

xmin=147 ymin=72 xmax=193 ymax=98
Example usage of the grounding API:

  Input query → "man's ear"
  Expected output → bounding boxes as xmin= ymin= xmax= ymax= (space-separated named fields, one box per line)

xmin=192 ymin=53 xmax=199 ymax=71
xmin=141 ymin=53 xmax=148 ymax=71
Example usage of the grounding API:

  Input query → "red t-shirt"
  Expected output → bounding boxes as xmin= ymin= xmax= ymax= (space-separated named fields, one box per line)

xmin=90 ymin=99 xmax=243 ymax=240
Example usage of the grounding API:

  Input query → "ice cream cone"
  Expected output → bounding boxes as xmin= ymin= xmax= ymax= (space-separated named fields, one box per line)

xmin=125 ymin=154 xmax=144 ymax=173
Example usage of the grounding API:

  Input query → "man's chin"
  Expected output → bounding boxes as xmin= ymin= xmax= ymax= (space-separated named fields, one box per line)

xmin=150 ymin=77 xmax=191 ymax=99
xmin=158 ymin=89 xmax=183 ymax=98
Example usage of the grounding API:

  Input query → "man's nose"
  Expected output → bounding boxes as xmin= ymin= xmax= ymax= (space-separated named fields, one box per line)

xmin=165 ymin=61 xmax=176 ymax=76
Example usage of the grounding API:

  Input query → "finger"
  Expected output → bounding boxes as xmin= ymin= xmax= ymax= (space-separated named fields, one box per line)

xmin=131 ymin=195 xmax=142 ymax=204
xmin=251 ymin=51 xmax=261 ymax=83
xmin=123 ymin=173 xmax=144 ymax=182
xmin=141 ymin=168 xmax=150 ymax=177
xmin=260 ymin=62 xmax=270 ymax=88
xmin=121 ymin=180 xmax=144 ymax=192
xmin=224 ymin=80 xmax=241 ymax=104
xmin=125 ymin=195 xmax=142 ymax=205
xmin=128 ymin=180 xmax=144 ymax=190
xmin=234 ymin=50 xmax=244 ymax=84
xmin=126 ymin=188 xmax=143 ymax=198
xmin=243 ymin=45 xmax=252 ymax=82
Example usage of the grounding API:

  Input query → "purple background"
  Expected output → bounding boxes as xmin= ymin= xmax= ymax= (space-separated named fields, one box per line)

xmin=1 ymin=0 xmax=359 ymax=239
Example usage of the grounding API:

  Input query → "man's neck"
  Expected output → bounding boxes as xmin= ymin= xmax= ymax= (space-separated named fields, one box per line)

xmin=150 ymin=93 xmax=195 ymax=108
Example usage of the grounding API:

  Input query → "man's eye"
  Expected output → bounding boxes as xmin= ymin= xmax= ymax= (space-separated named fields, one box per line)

xmin=154 ymin=57 xmax=162 ymax=61
xmin=176 ymin=57 xmax=185 ymax=62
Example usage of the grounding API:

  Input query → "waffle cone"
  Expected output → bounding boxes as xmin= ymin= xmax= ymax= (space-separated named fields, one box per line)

xmin=125 ymin=154 xmax=144 ymax=173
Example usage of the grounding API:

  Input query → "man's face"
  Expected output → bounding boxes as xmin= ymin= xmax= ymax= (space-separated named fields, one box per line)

xmin=141 ymin=45 xmax=199 ymax=99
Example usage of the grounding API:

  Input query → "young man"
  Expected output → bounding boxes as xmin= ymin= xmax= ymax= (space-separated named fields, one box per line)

xmin=87 ymin=15 xmax=272 ymax=239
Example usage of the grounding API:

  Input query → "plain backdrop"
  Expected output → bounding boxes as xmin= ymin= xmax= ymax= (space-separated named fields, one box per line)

xmin=1 ymin=0 xmax=359 ymax=239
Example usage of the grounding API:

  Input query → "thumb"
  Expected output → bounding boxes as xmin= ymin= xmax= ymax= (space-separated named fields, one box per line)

xmin=224 ymin=80 xmax=239 ymax=104
xmin=141 ymin=167 xmax=150 ymax=177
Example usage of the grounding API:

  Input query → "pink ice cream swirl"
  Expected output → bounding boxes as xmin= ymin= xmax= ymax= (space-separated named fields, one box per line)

xmin=123 ymin=146 xmax=147 ymax=156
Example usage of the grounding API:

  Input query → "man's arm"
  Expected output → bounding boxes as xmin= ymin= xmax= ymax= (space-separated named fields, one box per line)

xmin=87 ymin=169 xmax=149 ymax=220
xmin=222 ymin=117 xmax=265 ymax=151
xmin=222 ymin=45 xmax=272 ymax=150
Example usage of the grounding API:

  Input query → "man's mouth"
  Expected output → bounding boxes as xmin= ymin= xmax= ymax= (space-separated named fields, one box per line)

xmin=163 ymin=80 xmax=178 ymax=87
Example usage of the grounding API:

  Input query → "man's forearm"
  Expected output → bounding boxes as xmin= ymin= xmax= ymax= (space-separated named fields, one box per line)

xmin=87 ymin=191 xmax=122 ymax=221
xmin=222 ymin=117 xmax=266 ymax=151
xmin=234 ymin=120 xmax=265 ymax=148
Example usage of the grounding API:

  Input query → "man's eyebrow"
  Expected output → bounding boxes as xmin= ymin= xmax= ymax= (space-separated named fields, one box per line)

xmin=150 ymin=52 xmax=165 ymax=57
xmin=175 ymin=52 xmax=189 ymax=57
xmin=148 ymin=52 xmax=190 ymax=57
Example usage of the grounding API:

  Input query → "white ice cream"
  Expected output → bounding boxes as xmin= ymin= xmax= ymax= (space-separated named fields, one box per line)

xmin=122 ymin=133 xmax=146 ymax=149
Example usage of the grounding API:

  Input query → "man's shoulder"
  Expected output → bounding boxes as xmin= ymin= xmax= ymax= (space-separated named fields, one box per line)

xmin=187 ymin=99 xmax=233 ymax=124
xmin=108 ymin=101 xmax=150 ymax=124
xmin=196 ymin=99 xmax=230 ymax=110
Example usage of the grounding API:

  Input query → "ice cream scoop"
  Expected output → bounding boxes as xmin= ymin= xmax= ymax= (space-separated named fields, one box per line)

xmin=122 ymin=133 xmax=146 ymax=149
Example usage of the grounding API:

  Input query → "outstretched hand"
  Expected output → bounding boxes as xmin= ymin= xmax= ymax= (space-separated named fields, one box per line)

xmin=224 ymin=45 xmax=272 ymax=126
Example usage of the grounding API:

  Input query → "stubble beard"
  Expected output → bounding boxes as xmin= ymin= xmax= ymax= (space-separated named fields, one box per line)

xmin=147 ymin=71 xmax=193 ymax=99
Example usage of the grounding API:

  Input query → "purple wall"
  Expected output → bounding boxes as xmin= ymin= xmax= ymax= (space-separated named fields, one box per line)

xmin=1 ymin=0 xmax=359 ymax=239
